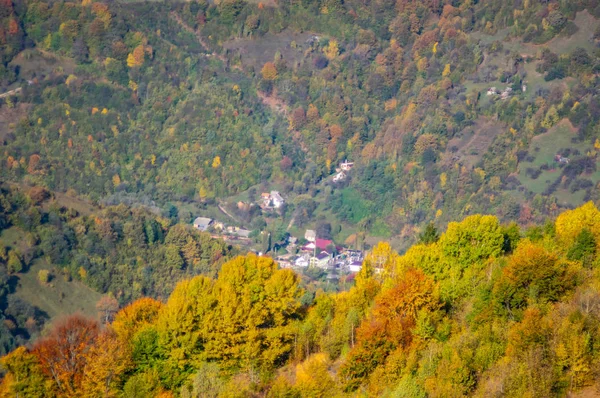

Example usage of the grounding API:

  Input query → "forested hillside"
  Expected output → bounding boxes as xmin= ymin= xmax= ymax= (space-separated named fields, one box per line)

xmin=0 ymin=184 xmax=237 ymax=357
xmin=2 ymin=202 xmax=600 ymax=397
xmin=0 ymin=0 xmax=598 ymax=245
xmin=0 ymin=0 xmax=600 ymax=395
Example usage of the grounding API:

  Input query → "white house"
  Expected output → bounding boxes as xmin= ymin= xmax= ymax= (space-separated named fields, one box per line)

xmin=193 ymin=217 xmax=213 ymax=231
xmin=340 ymin=160 xmax=354 ymax=171
xmin=295 ymin=255 xmax=309 ymax=268
xmin=305 ymin=229 xmax=316 ymax=242
xmin=348 ymin=260 xmax=362 ymax=273
xmin=310 ymin=252 xmax=331 ymax=269
xmin=270 ymin=191 xmax=285 ymax=208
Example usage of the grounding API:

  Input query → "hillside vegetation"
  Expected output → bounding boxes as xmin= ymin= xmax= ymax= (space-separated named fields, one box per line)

xmin=2 ymin=202 xmax=600 ymax=396
xmin=0 ymin=0 xmax=598 ymax=247
xmin=0 ymin=184 xmax=237 ymax=356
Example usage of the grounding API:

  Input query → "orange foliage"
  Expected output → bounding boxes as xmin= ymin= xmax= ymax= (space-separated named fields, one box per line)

xmin=8 ymin=19 xmax=18 ymax=36
xmin=32 ymin=315 xmax=99 ymax=395
xmin=261 ymin=62 xmax=278 ymax=80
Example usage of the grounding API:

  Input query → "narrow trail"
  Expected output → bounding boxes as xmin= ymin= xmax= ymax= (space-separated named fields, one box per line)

xmin=217 ymin=202 xmax=239 ymax=223
xmin=170 ymin=12 xmax=241 ymax=70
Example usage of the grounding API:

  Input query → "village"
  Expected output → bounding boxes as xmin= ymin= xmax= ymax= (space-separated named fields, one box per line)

xmin=190 ymin=159 xmax=364 ymax=281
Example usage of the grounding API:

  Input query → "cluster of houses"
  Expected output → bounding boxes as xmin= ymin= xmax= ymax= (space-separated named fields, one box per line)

xmin=333 ymin=159 xmax=354 ymax=183
xmin=260 ymin=191 xmax=285 ymax=210
xmin=275 ymin=228 xmax=365 ymax=276
xmin=194 ymin=213 xmax=366 ymax=279
xmin=192 ymin=217 xmax=251 ymax=239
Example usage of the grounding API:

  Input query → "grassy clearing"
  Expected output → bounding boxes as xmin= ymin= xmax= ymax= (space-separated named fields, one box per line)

xmin=517 ymin=119 xmax=598 ymax=204
xmin=12 ymin=258 xmax=101 ymax=320
xmin=223 ymin=30 xmax=318 ymax=71
xmin=0 ymin=226 xmax=101 ymax=321
xmin=445 ymin=117 xmax=505 ymax=168
xmin=9 ymin=49 xmax=76 ymax=81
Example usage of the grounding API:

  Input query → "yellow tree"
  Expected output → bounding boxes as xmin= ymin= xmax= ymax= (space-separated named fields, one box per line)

xmin=555 ymin=202 xmax=600 ymax=249
xmin=112 ymin=297 xmax=163 ymax=343
xmin=81 ymin=331 xmax=132 ymax=397
xmin=0 ymin=347 xmax=50 ymax=397
xmin=261 ymin=62 xmax=278 ymax=80
xmin=127 ymin=45 xmax=145 ymax=68
xmin=155 ymin=276 xmax=215 ymax=369
xmin=323 ymin=39 xmax=339 ymax=60
xmin=203 ymin=254 xmax=301 ymax=371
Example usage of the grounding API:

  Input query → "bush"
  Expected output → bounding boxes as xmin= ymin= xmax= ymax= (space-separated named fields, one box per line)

xmin=38 ymin=269 xmax=50 ymax=284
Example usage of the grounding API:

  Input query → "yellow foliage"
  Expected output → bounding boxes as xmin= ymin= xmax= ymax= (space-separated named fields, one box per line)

xmin=432 ymin=42 xmax=438 ymax=54
xmin=112 ymin=174 xmax=121 ymax=187
xmin=128 ymin=80 xmax=138 ymax=92
xmin=101 ymin=108 xmax=108 ymax=115
xmin=65 ymin=75 xmax=77 ymax=86
xmin=555 ymin=202 xmax=600 ymax=249
xmin=323 ymin=40 xmax=339 ymax=60
xmin=91 ymin=107 xmax=99 ymax=115
xmin=294 ymin=353 xmax=334 ymax=396
xmin=384 ymin=98 xmax=398 ymax=111
xmin=414 ymin=134 xmax=437 ymax=155
xmin=436 ymin=209 xmax=442 ymax=218
xmin=440 ymin=172 xmax=447 ymax=188
xmin=442 ymin=63 xmax=451 ymax=77
xmin=261 ymin=62 xmax=278 ymax=80
xmin=212 ymin=156 xmax=221 ymax=168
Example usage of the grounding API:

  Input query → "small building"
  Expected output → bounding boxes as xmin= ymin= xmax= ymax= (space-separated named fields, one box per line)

xmin=487 ymin=87 xmax=498 ymax=96
xmin=333 ymin=171 xmax=346 ymax=182
xmin=271 ymin=191 xmax=285 ymax=208
xmin=348 ymin=260 xmax=362 ymax=273
xmin=295 ymin=255 xmax=309 ymax=268
xmin=305 ymin=229 xmax=316 ymax=242
xmin=500 ymin=87 xmax=513 ymax=100
xmin=555 ymin=154 xmax=570 ymax=164
xmin=340 ymin=160 xmax=354 ymax=171
xmin=310 ymin=252 xmax=331 ymax=269
xmin=522 ymin=84 xmax=527 ymax=93
xmin=276 ymin=257 xmax=293 ymax=268
xmin=316 ymin=238 xmax=334 ymax=251
xmin=193 ymin=217 xmax=213 ymax=232
xmin=231 ymin=228 xmax=251 ymax=238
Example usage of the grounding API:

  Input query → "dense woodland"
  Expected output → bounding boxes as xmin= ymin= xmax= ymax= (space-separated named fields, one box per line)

xmin=0 ymin=184 xmax=236 ymax=357
xmin=0 ymin=0 xmax=599 ymax=243
xmin=1 ymin=201 xmax=600 ymax=396
xmin=0 ymin=0 xmax=600 ymax=396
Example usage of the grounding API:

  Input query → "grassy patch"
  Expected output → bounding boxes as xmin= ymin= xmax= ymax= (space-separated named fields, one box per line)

xmin=517 ymin=119 xmax=598 ymax=204
xmin=12 ymin=258 xmax=101 ymax=320
xmin=0 ymin=226 xmax=101 ymax=321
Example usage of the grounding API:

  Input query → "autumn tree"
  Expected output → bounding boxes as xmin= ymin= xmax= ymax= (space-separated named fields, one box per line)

xmin=127 ymin=45 xmax=145 ymax=68
xmin=0 ymin=346 xmax=50 ymax=397
xmin=203 ymin=254 xmax=302 ymax=371
xmin=32 ymin=314 xmax=100 ymax=395
xmin=80 ymin=330 xmax=132 ymax=397
xmin=96 ymin=294 xmax=119 ymax=324
xmin=261 ymin=62 xmax=278 ymax=80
